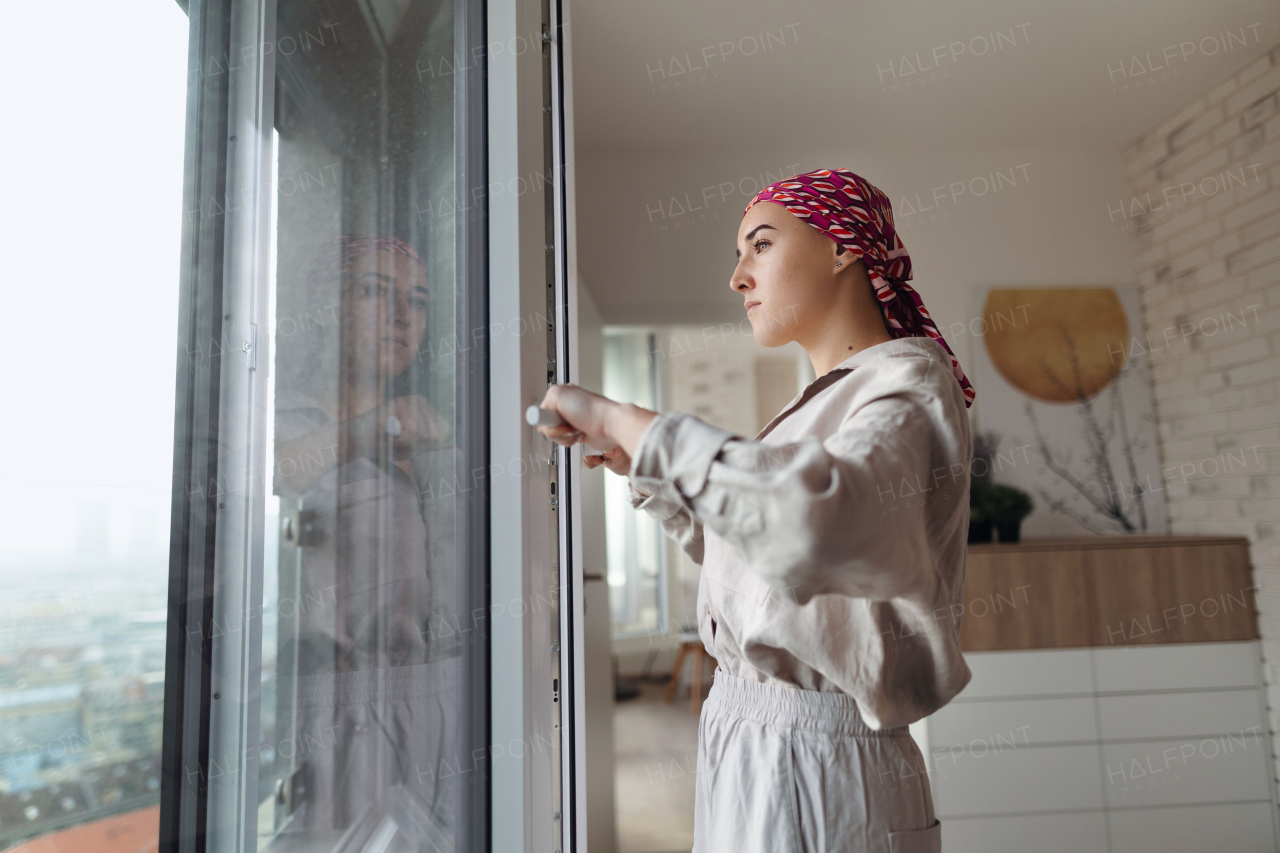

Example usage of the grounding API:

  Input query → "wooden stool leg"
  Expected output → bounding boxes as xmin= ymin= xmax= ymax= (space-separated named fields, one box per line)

xmin=691 ymin=649 xmax=704 ymax=714
xmin=665 ymin=644 xmax=689 ymax=703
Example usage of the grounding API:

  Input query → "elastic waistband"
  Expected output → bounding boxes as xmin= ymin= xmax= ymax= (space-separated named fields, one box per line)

xmin=705 ymin=668 xmax=908 ymax=737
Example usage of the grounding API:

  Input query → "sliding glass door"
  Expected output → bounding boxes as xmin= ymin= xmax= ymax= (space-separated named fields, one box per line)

xmin=162 ymin=0 xmax=490 ymax=850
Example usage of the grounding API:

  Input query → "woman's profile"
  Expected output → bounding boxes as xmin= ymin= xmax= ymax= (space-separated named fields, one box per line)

xmin=538 ymin=169 xmax=974 ymax=853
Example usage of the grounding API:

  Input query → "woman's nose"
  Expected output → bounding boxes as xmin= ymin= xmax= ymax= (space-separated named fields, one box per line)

xmin=391 ymin=292 xmax=411 ymax=325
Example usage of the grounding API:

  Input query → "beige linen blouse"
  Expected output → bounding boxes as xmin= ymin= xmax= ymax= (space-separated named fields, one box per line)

xmin=626 ymin=336 xmax=973 ymax=730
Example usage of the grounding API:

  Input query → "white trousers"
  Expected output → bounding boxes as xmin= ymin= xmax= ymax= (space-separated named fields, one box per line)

xmin=695 ymin=669 xmax=941 ymax=853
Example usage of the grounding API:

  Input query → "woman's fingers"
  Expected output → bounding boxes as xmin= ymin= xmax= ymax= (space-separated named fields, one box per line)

xmin=536 ymin=383 xmax=614 ymax=449
xmin=584 ymin=454 xmax=628 ymax=475
xmin=537 ymin=423 xmax=574 ymax=439
xmin=535 ymin=388 xmax=576 ymax=439
xmin=537 ymin=384 xmax=569 ymax=421
xmin=538 ymin=423 xmax=583 ymax=446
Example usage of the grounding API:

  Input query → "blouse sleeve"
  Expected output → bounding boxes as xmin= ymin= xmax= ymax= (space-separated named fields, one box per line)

xmin=625 ymin=479 xmax=706 ymax=565
xmin=627 ymin=384 xmax=967 ymax=606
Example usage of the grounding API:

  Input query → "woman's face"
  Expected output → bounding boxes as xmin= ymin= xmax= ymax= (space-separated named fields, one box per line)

xmin=343 ymin=249 xmax=430 ymax=380
xmin=730 ymin=201 xmax=845 ymax=347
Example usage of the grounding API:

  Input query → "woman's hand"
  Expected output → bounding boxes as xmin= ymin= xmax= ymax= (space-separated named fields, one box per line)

xmin=536 ymin=383 xmax=659 ymax=469
xmin=535 ymin=383 xmax=615 ymax=448
xmin=582 ymin=445 xmax=653 ymax=496
xmin=348 ymin=395 xmax=450 ymax=460
xmin=583 ymin=445 xmax=631 ymax=476
xmin=383 ymin=395 xmax=450 ymax=459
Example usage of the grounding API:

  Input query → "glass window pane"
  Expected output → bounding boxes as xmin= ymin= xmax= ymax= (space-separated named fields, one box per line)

xmin=252 ymin=2 xmax=484 ymax=850
xmin=0 ymin=2 xmax=188 ymax=850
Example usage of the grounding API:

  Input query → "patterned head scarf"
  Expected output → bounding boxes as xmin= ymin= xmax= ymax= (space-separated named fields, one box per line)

xmin=744 ymin=168 xmax=975 ymax=408
xmin=331 ymin=235 xmax=425 ymax=276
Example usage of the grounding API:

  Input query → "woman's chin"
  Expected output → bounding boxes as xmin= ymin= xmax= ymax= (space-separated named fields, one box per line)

xmin=750 ymin=326 xmax=789 ymax=348
xmin=388 ymin=355 xmax=416 ymax=377
xmin=373 ymin=347 xmax=415 ymax=378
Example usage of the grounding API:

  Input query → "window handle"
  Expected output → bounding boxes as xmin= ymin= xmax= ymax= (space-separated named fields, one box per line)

xmin=525 ymin=405 xmax=563 ymax=427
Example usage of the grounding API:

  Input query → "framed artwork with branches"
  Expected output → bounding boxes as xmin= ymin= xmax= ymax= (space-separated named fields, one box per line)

xmin=968 ymin=286 xmax=1168 ymax=537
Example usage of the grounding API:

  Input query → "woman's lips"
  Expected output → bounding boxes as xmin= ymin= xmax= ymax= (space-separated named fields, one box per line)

xmin=745 ymin=301 xmax=761 ymax=314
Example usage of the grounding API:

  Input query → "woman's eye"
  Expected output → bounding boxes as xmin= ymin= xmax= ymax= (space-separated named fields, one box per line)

xmin=408 ymin=297 xmax=427 ymax=310
xmin=753 ymin=239 xmax=770 ymax=252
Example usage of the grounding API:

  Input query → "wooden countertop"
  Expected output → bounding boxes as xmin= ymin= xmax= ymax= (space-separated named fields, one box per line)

xmin=960 ymin=535 xmax=1257 ymax=651
xmin=967 ymin=535 xmax=1250 ymax=554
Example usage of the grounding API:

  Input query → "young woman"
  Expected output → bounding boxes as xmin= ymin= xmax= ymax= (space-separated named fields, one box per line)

xmin=538 ymin=169 xmax=974 ymax=852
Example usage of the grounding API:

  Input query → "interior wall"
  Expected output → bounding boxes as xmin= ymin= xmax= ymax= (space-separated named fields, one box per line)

xmin=576 ymin=281 xmax=617 ymax=853
xmin=1123 ymin=41 xmax=1280 ymax=784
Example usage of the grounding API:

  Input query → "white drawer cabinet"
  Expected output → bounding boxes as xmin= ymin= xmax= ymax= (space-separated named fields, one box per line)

xmin=934 ymin=744 xmax=1105 ymax=815
xmin=1092 ymin=642 xmax=1262 ymax=691
xmin=960 ymin=647 xmax=1095 ymax=697
xmin=1103 ymin=735 xmax=1271 ymax=808
xmin=1108 ymin=802 xmax=1278 ymax=853
xmin=925 ymin=641 xmax=1279 ymax=853
xmin=931 ymin=695 xmax=1097 ymax=747
xmin=1098 ymin=688 xmax=1264 ymax=740
xmin=942 ymin=812 xmax=1109 ymax=853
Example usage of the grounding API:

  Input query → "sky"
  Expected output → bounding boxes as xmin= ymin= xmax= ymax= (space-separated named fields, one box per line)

xmin=0 ymin=2 xmax=189 ymax=567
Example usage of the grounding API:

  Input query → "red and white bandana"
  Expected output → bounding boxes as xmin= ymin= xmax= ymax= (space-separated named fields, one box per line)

xmin=745 ymin=168 xmax=975 ymax=408
xmin=333 ymin=235 xmax=425 ymax=274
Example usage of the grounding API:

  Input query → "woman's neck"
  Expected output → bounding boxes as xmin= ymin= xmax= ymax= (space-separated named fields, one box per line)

xmin=802 ymin=304 xmax=893 ymax=377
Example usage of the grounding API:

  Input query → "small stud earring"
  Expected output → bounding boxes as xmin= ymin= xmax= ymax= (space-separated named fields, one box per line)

xmin=836 ymin=262 xmax=842 ymax=268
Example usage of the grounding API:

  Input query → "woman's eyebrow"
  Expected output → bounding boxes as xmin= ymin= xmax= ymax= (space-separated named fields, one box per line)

xmin=736 ymin=223 xmax=778 ymax=259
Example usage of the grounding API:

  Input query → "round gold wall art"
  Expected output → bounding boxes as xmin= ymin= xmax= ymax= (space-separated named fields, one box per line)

xmin=981 ymin=288 xmax=1129 ymax=404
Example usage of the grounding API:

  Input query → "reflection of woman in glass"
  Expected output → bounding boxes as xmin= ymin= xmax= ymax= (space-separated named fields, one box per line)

xmin=272 ymin=236 xmax=461 ymax=842
xmin=275 ymin=237 xmax=448 ymax=501
xmin=539 ymin=170 xmax=973 ymax=852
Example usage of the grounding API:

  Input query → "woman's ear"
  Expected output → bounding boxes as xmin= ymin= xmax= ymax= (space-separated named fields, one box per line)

xmin=833 ymin=246 xmax=860 ymax=275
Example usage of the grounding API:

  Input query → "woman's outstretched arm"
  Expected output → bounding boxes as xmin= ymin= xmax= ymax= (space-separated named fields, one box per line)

xmin=537 ymin=362 xmax=970 ymax=605
xmin=626 ymin=480 xmax=705 ymax=565
xmin=627 ymin=392 xmax=965 ymax=605
xmin=579 ymin=438 xmax=706 ymax=565
xmin=542 ymin=387 xmax=705 ymax=564
xmin=274 ymin=396 xmax=450 ymax=496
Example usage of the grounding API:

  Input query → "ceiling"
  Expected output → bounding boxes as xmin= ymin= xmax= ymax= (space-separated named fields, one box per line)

xmin=570 ymin=0 xmax=1279 ymax=153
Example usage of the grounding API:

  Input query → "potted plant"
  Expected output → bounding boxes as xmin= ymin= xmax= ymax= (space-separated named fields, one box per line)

xmin=967 ymin=501 xmax=993 ymax=544
xmin=967 ymin=430 xmax=1000 ymax=544
xmin=983 ymin=484 xmax=1034 ymax=543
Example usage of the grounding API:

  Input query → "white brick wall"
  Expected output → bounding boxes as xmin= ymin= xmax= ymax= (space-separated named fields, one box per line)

xmin=1124 ymin=43 xmax=1280 ymax=784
